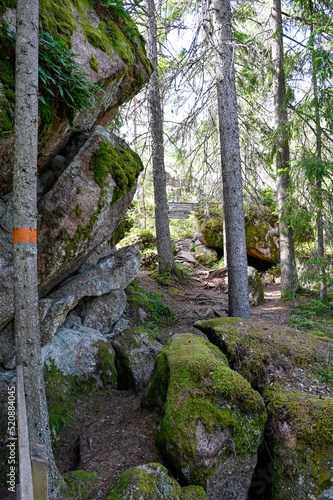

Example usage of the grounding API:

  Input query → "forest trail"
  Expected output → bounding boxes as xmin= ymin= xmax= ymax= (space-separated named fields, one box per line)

xmin=55 ymin=238 xmax=292 ymax=499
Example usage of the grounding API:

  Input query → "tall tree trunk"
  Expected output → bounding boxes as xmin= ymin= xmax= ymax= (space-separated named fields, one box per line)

xmin=310 ymin=21 xmax=327 ymax=302
xmin=212 ymin=0 xmax=250 ymax=318
xmin=270 ymin=0 xmax=298 ymax=297
xmin=13 ymin=1 xmax=62 ymax=497
xmin=145 ymin=0 xmax=175 ymax=274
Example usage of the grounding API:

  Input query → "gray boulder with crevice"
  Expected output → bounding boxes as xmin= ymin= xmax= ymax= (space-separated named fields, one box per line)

xmin=112 ymin=327 xmax=163 ymax=392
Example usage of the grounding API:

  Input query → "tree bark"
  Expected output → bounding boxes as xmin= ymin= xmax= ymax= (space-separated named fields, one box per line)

xmin=270 ymin=0 xmax=298 ymax=297
xmin=145 ymin=0 xmax=175 ymax=274
xmin=13 ymin=1 xmax=62 ymax=497
xmin=212 ymin=0 xmax=250 ymax=318
xmin=310 ymin=21 xmax=327 ymax=302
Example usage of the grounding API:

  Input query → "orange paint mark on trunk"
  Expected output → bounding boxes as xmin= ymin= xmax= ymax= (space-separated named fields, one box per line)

xmin=13 ymin=228 xmax=37 ymax=243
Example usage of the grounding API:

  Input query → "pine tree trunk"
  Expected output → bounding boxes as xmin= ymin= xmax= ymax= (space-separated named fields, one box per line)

xmin=13 ymin=1 xmax=62 ymax=497
xmin=311 ymin=22 xmax=327 ymax=302
xmin=212 ymin=0 xmax=250 ymax=318
xmin=270 ymin=0 xmax=298 ymax=297
xmin=145 ymin=0 xmax=175 ymax=274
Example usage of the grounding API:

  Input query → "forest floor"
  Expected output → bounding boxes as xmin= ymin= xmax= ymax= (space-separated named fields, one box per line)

xmin=54 ymin=238 xmax=308 ymax=499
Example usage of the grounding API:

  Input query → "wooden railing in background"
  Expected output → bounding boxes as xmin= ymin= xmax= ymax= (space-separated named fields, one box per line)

xmin=16 ymin=366 xmax=48 ymax=500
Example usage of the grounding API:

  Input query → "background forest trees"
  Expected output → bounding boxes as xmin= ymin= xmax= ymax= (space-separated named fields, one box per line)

xmin=113 ymin=0 xmax=333 ymax=299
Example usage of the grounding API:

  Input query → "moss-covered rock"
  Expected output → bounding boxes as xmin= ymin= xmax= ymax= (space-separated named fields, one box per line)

xmin=111 ymin=327 xmax=162 ymax=392
xmin=105 ymin=463 xmax=208 ymax=500
xmin=245 ymin=216 xmax=280 ymax=264
xmin=195 ymin=207 xmax=280 ymax=264
xmin=198 ymin=217 xmax=224 ymax=249
xmin=194 ymin=317 xmax=333 ymax=499
xmin=194 ymin=244 xmax=218 ymax=264
xmin=42 ymin=325 xmax=117 ymax=440
xmin=145 ymin=333 xmax=267 ymax=499
xmin=248 ymin=266 xmax=264 ymax=306
xmin=0 ymin=0 xmax=153 ymax=188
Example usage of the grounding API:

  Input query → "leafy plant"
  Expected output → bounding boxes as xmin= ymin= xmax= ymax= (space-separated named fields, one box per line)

xmin=1 ymin=22 xmax=100 ymax=125
xmin=38 ymin=31 xmax=100 ymax=115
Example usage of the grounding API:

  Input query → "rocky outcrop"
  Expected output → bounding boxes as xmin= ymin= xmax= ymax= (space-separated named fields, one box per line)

xmin=0 ymin=127 xmax=142 ymax=327
xmin=145 ymin=333 xmax=267 ymax=499
xmin=0 ymin=0 xmax=153 ymax=192
xmin=105 ymin=463 xmax=209 ymax=500
xmin=194 ymin=317 xmax=333 ymax=499
xmin=42 ymin=324 xmax=117 ymax=387
xmin=0 ymin=0 xmax=151 ymax=328
xmin=245 ymin=216 xmax=280 ymax=264
xmin=0 ymin=245 xmax=141 ymax=367
xmin=112 ymin=327 xmax=162 ymax=392
xmin=194 ymin=208 xmax=280 ymax=265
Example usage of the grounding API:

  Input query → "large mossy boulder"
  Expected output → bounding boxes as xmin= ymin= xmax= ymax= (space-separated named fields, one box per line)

xmin=245 ymin=216 xmax=280 ymax=264
xmin=105 ymin=463 xmax=209 ymax=500
xmin=195 ymin=318 xmax=333 ymax=499
xmin=195 ymin=208 xmax=280 ymax=265
xmin=198 ymin=217 xmax=224 ymax=249
xmin=145 ymin=333 xmax=267 ymax=500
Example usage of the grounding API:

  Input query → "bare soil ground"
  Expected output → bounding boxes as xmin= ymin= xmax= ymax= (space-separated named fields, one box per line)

xmin=55 ymin=239 xmax=293 ymax=499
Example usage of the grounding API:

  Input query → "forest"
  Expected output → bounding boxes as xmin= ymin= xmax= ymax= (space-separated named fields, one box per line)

xmin=0 ymin=0 xmax=332 ymax=499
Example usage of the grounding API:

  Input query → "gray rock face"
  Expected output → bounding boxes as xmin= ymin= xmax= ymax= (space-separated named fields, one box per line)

xmin=42 ymin=324 xmax=116 ymax=386
xmin=0 ymin=127 xmax=143 ymax=328
xmin=49 ymin=244 xmax=141 ymax=305
xmin=320 ymin=487 xmax=333 ymax=499
xmin=112 ymin=328 xmax=162 ymax=392
xmin=37 ymin=127 xmax=141 ymax=296
xmin=0 ymin=245 xmax=141 ymax=368
xmin=81 ymin=290 xmax=127 ymax=334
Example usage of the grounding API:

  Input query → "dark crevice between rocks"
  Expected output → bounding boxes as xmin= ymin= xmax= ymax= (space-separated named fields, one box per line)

xmin=247 ymin=255 xmax=275 ymax=272
xmin=248 ymin=436 xmax=274 ymax=500
xmin=37 ymin=131 xmax=88 ymax=196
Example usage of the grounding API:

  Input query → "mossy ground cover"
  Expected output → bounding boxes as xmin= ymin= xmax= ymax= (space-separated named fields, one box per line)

xmin=146 ymin=333 xmax=266 ymax=487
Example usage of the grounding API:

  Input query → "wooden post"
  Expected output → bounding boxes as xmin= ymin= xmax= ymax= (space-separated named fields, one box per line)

xmin=30 ymin=443 xmax=48 ymax=500
xmin=16 ymin=365 xmax=34 ymax=500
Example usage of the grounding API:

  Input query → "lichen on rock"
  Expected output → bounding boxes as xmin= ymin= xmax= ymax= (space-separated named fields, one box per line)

xmin=145 ymin=333 xmax=267 ymax=499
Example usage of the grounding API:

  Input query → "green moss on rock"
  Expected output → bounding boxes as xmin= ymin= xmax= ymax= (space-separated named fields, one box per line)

xmin=95 ymin=340 xmax=117 ymax=387
xmin=39 ymin=0 xmax=78 ymax=48
xmin=200 ymin=217 xmax=224 ymax=249
xmin=245 ymin=218 xmax=280 ymax=264
xmin=44 ymin=342 xmax=116 ymax=442
xmin=93 ymin=139 xmax=143 ymax=203
xmin=105 ymin=463 xmax=208 ymax=500
xmin=194 ymin=317 xmax=333 ymax=499
xmin=146 ymin=333 xmax=266 ymax=488
xmin=89 ymin=54 xmax=99 ymax=72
